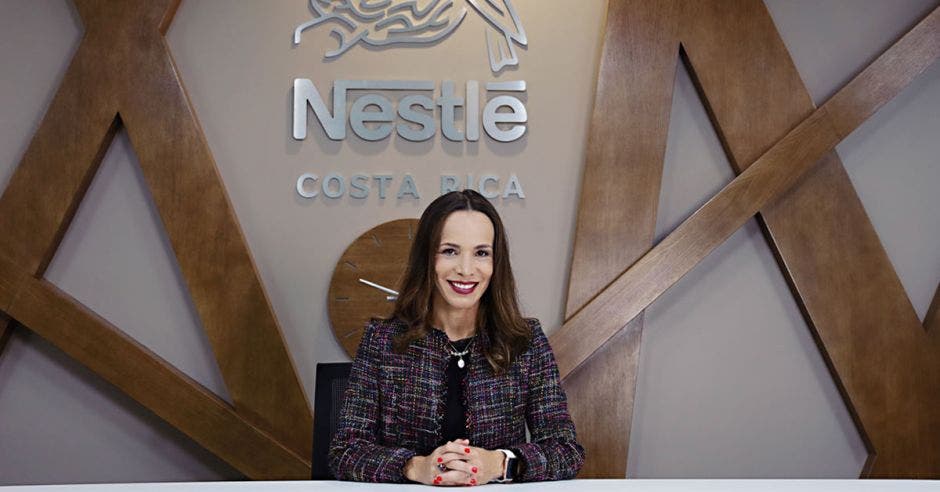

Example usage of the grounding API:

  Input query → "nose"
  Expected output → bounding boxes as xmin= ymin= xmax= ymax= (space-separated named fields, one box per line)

xmin=456 ymin=252 xmax=473 ymax=276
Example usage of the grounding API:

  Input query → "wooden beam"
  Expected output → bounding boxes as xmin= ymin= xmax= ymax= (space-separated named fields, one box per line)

xmin=0 ymin=254 xmax=26 ymax=352
xmin=0 ymin=253 xmax=310 ymax=479
xmin=0 ymin=317 xmax=12 ymax=356
xmin=0 ymin=264 xmax=24 ymax=313
xmin=0 ymin=54 xmax=120 ymax=366
xmin=0 ymin=66 xmax=119 ymax=275
xmin=562 ymin=0 xmax=679 ymax=477
xmin=551 ymin=4 xmax=940 ymax=384
xmin=0 ymin=0 xmax=312 ymax=463
xmin=565 ymin=2 xmax=678 ymax=316
xmin=563 ymin=318 xmax=643 ymax=477
xmin=553 ymin=107 xmax=832 ymax=375
xmin=926 ymin=283 xmax=940 ymax=335
xmin=114 ymin=11 xmax=312 ymax=457
xmin=680 ymin=0 xmax=940 ymax=476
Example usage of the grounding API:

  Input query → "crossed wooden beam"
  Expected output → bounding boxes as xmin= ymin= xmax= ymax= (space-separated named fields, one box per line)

xmin=0 ymin=0 xmax=310 ymax=479
xmin=0 ymin=0 xmax=936 ymax=480
xmin=555 ymin=0 xmax=940 ymax=478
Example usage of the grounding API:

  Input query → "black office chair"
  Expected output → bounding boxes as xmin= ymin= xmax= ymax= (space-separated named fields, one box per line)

xmin=311 ymin=362 xmax=352 ymax=480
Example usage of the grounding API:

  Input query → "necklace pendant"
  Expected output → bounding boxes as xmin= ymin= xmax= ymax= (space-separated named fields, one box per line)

xmin=457 ymin=357 xmax=466 ymax=369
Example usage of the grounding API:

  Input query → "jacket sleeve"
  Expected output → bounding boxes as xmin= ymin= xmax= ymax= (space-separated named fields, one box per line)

xmin=328 ymin=320 xmax=416 ymax=482
xmin=513 ymin=321 xmax=585 ymax=481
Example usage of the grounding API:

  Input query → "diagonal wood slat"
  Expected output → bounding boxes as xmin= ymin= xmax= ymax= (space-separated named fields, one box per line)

xmin=679 ymin=0 xmax=939 ymax=476
xmin=552 ymin=1 xmax=940 ymax=476
xmin=0 ymin=40 xmax=122 ymax=364
xmin=551 ymin=3 xmax=940 ymax=384
xmin=0 ymin=316 xmax=10 ymax=356
xmin=927 ymin=284 xmax=940 ymax=333
xmin=553 ymin=104 xmax=835 ymax=375
xmin=0 ymin=57 xmax=119 ymax=274
xmin=1 ymin=264 xmax=29 ymax=313
xmin=565 ymin=3 xmax=678 ymax=317
xmin=0 ymin=254 xmax=310 ymax=479
xmin=562 ymin=0 xmax=679 ymax=477
xmin=114 ymin=13 xmax=312 ymax=456
xmin=0 ymin=0 xmax=312 ymax=474
xmin=926 ymin=284 xmax=940 ymax=356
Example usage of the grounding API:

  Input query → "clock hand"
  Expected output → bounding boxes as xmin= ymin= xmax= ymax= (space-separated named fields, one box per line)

xmin=358 ymin=278 xmax=399 ymax=301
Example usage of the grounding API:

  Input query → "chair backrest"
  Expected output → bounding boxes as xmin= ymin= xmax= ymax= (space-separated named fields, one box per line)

xmin=311 ymin=362 xmax=352 ymax=480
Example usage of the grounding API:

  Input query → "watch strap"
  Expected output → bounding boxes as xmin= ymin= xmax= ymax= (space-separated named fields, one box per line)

xmin=497 ymin=448 xmax=518 ymax=483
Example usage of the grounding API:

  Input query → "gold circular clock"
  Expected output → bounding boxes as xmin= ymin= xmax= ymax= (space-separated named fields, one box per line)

xmin=328 ymin=218 xmax=419 ymax=358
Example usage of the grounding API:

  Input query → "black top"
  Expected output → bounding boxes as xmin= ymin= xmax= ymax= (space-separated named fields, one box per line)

xmin=441 ymin=336 xmax=524 ymax=478
xmin=442 ymin=337 xmax=473 ymax=443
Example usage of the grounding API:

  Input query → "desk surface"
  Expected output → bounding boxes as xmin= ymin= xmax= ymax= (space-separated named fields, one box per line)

xmin=1 ymin=480 xmax=936 ymax=491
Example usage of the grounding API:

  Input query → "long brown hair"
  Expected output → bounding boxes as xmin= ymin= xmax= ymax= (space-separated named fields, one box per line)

xmin=391 ymin=190 xmax=531 ymax=373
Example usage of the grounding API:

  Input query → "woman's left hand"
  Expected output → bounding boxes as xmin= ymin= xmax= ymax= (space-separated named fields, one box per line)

xmin=445 ymin=439 xmax=507 ymax=485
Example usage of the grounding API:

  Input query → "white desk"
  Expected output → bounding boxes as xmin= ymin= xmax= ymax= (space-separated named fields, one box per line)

xmin=1 ymin=480 xmax=936 ymax=491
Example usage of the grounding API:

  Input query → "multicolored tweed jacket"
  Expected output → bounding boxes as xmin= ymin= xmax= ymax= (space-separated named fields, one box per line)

xmin=329 ymin=317 xmax=584 ymax=483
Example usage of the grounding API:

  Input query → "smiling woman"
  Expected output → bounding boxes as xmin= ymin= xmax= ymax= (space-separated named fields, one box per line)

xmin=329 ymin=190 xmax=584 ymax=485
xmin=432 ymin=210 xmax=494 ymax=322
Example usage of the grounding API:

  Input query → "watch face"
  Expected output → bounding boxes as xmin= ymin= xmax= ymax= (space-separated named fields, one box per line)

xmin=328 ymin=219 xmax=418 ymax=358
xmin=506 ymin=457 xmax=518 ymax=480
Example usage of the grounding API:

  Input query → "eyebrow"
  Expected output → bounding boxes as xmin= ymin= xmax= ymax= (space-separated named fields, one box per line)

xmin=440 ymin=242 xmax=492 ymax=249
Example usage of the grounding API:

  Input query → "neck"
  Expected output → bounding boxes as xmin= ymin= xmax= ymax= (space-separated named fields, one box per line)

xmin=432 ymin=302 xmax=478 ymax=341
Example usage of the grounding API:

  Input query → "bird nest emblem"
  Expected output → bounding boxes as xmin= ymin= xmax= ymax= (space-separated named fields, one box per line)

xmin=293 ymin=0 xmax=527 ymax=73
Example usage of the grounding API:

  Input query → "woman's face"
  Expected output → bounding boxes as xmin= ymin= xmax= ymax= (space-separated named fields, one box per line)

xmin=432 ymin=210 xmax=495 ymax=315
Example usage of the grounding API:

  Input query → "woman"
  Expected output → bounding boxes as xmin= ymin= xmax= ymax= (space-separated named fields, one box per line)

xmin=329 ymin=190 xmax=584 ymax=485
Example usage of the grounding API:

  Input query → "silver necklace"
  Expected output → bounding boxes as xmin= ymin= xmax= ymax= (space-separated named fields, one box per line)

xmin=447 ymin=339 xmax=474 ymax=369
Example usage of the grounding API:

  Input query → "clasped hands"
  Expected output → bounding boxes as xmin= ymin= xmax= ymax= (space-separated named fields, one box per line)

xmin=403 ymin=439 xmax=505 ymax=486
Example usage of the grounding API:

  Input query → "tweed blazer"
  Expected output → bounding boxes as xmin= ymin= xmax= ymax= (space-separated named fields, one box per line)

xmin=329 ymin=317 xmax=584 ymax=483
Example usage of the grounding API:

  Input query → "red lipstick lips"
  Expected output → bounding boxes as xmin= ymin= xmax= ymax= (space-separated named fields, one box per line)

xmin=448 ymin=280 xmax=478 ymax=295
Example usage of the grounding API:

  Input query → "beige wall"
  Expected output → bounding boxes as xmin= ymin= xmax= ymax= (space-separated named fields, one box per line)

xmin=0 ymin=0 xmax=937 ymax=484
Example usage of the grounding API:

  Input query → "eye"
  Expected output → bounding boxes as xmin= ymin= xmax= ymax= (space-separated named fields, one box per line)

xmin=475 ymin=249 xmax=491 ymax=257
xmin=440 ymin=247 xmax=458 ymax=256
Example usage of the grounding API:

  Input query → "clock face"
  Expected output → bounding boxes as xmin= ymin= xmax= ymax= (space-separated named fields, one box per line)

xmin=328 ymin=218 xmax=419 ymax=358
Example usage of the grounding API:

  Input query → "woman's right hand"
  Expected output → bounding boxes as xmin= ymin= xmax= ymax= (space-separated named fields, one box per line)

xmin=403 ymin=440 xmax=476 ymax=486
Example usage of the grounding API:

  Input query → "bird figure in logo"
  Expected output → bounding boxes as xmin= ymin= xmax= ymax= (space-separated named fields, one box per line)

xmin=293 ymin=0 xmax=527 ymax=73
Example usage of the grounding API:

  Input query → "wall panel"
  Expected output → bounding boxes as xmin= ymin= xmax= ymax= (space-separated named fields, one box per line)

xmin=0 ymin=0 xmax=936 ymax=482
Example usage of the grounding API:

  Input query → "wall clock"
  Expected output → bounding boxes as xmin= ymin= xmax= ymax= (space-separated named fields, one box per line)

xmin=328 ymin=218 xmax=419 ymax=358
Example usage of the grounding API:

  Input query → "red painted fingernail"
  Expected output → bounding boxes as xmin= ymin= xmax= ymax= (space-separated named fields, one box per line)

xmin=435 ymin=475 xmax=441 ymax=482
xmin=437 ymin=457 xmax=443 ymax=463
xmin=472 ymin=467 xmax=478 ymax=473
xmin=464 ymin=448 xmax=471 ymax=454
xmin=471 ymin=479 xmax=477 ymax=485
